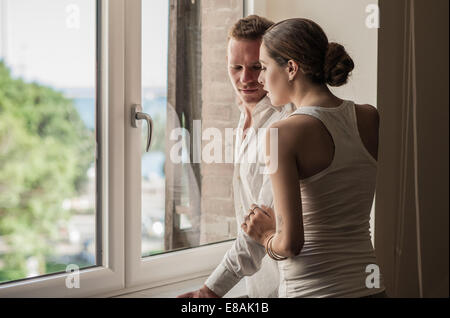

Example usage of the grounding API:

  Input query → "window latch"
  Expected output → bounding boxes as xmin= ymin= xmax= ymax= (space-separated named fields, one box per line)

xmin=131 ymin=104 xmax=153 ymax=152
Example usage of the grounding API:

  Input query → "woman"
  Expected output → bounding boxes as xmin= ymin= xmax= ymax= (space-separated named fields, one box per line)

xmin=241 ymin=18 xmax=388 ymax=298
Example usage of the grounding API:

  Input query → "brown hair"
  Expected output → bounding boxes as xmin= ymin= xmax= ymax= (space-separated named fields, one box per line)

xmin=262 ymin=18 xmax=354 ymax=87
xmin=228 ymin=15 xmax=274 ymax=41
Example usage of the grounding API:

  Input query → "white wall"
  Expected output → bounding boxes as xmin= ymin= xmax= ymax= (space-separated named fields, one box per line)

xmin=247 ymin=0 xmax=378 ymax=106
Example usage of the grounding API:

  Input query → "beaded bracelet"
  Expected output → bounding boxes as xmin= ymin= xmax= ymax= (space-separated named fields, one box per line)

xmin=265 ymin=234 xmax=287 ymax=261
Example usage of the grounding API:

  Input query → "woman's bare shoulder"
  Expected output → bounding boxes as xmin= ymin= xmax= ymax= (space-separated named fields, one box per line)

xmin=355 ymin=103 xmax=380 ymax=129
xmin=356 ymin=103 xmax=377 ymax=111
xmin=269 ymin=115 xmax=314 ymax=148
xmin=271 ymin=113 xmax=316 ymax=129
xmin=355 ymin=103 xmax=380 ymax=120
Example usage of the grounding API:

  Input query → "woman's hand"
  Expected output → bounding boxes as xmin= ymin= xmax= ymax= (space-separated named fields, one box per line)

xmin=241 ymin=204 xmax=276 ymax=246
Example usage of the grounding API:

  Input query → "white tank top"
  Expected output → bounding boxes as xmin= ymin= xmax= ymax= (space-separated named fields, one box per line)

xmin=277 ymin=99 xmax=386 ymax=298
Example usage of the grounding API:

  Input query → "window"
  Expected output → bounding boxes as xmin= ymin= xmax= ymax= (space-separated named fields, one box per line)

xmin=0 ymin=0 xmax=244 ymax=297
xmin=126 ymin=0 xmax=243 ymax=290
xmin=140 ymin=0 xmax=171 ymax=257
xmin=0 ymin=0 xmax=123 ymax=297
xmin=0 ymin=0 xmax=99 ymax=285
xmin=140 ymin=0 xmax=240 ymax=257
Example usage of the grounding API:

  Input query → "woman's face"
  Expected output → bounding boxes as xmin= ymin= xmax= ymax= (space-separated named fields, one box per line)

xmin=258 ymin=44 xmax=292 ymax=107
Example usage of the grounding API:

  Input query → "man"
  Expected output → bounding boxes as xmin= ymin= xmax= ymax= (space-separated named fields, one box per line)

xmin=178 ymin=15 xmax=295 ymax=298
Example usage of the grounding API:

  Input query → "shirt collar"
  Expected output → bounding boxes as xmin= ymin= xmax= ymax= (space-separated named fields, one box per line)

xmin=237 ymin=95 xmax=282 ymax=115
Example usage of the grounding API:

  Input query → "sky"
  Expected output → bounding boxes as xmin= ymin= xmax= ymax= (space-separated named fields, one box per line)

xmin=0 ymin=0 xmax=169 ymax=90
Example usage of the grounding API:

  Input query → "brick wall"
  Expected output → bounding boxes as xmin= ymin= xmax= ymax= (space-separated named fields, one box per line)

xmin=200 ymin=0 xmax=243 ymax=244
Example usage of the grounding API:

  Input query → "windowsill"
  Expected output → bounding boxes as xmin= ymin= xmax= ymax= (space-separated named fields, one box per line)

xmin=109 ymin=275 xmax=247 ymax=298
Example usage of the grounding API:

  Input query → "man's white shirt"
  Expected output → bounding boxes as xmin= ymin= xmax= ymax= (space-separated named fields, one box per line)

xmin=204 ymin=96 xmax=295 ymax=297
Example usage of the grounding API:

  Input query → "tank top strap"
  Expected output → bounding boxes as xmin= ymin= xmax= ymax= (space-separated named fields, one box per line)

xmin=288 ymin=99 xmax=357 ymax=133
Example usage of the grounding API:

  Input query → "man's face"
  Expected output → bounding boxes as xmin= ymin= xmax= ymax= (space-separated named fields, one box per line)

xmin=227 ymin=38 xmax=267 ymax=106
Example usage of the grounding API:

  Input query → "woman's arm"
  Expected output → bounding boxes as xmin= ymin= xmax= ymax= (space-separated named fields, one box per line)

xmin=265 ymin=120 xmax=305 ymax=257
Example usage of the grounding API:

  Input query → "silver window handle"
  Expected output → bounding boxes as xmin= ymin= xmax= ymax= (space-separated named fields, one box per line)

xmin=131 ymin=104 xmax=153 ymax=152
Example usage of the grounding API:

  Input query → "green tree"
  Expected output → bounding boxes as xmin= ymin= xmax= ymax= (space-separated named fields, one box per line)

xmin=0 ymin=61 xmax=94 ymax=282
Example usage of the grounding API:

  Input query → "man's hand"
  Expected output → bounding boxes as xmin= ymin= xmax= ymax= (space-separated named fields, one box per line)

xmin=177 ymin=284 xmax=220 ymax=298
xmin=241 ymin=204 xmax=276 ymax=246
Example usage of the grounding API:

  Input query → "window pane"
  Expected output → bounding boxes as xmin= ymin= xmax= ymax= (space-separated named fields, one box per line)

xmin=0 ymin=0 xmax=97 ymax=284
xmin=141 ymin=0 xmax=241 ymax=258
xmin=141 ymin=0 xmax=169 ymax=256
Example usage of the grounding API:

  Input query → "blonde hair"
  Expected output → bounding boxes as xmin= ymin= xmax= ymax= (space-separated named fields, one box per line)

xmin=228 ymin=15 xmax=274 ymax=41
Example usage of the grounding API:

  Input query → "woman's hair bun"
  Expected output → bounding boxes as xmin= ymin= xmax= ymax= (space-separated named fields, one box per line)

xmin=323 ymin=42 xmax=354 ymax=87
